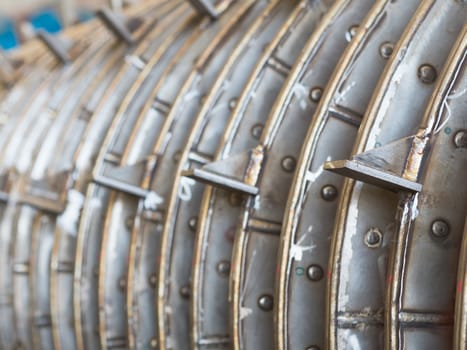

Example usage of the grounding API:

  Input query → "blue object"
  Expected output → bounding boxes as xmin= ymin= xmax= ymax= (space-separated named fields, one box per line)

xmin=29 ymin=8 xmax=63 ymax=33
xmin=0 ymin=18 xmax=18 ymax=50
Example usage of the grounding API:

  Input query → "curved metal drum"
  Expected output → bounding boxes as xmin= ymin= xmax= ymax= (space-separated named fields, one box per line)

xmin=92 ymin=3 xmax=258 ymax=349
xmin=0 ymin=20 xmax=108 ymax=350
xmin=275 ymin=1 xmax=421 ymax=349
xmin=7 ymin=3 xmax=170 ymax=348
xmin=0 ymin=41 xmax=55 ymax=350
xmin=185 ymin=1 xmax=330 ymax=348
xmin=325 ymin=1 xmax=467 ymax=349
xmin=163 ymin=0 xmax=300 ymax=347
xmin=151 ymin=2 xmax=276 ymax=349
xmin=0 ymin=42 xmax=52 ymax=137
xmin=455 ymin=217 xmax=467 ymax=349
xmin=386 ymin=28 xmax=467 ymax=349
xmin=44 ymin=2 xmax=187 ymax=349
xmin=79 ymin=6 xmax=199 ymax=350
xmin=92 ymin=2 xmax=253 ymax=349
xmin=69 ymin=4 xmax=195 ymax=350
xmin=0 ymin=0 xmax=465 ymax=349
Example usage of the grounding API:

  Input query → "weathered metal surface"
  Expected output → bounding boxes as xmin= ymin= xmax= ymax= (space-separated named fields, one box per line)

xmin=0 ymin=1 xmax=465 ymax=350
xmin=274 ymin=0 xmax=423 ymax=348
xmin=386 ymin=27 xmax=467 ymax=350
xmin=327 ymin=1 xmax=467 ymax=349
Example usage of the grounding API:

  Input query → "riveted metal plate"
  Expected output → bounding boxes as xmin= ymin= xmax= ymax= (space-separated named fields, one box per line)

xmin=387 ymin=27 xmax=467 ymax=350
xmin=327 ymin=2 xmax=467 ymax=349
xmin=186 ymin=0 xmax=332 ymax=348
xmin=276 ymin=1 xmax=422 ymax=349
xmin=151 ymin=1 xmax=280 ymax=348
xmin=157 ymin=1 xmax=301 ymax=347
xmin=95 ymin=2 xmax=262 ymax=348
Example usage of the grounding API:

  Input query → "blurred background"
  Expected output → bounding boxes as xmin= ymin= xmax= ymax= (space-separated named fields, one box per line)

xmin=0 ymin=0 xmax=141 ymax=50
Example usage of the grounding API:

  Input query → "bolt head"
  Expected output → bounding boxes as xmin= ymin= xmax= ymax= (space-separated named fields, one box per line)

xmin=125 ymin=216 xmax=134 ymax=230
xmin=418 ymin=64 xmax=437 ymax=84
xmin=307 ymin=264 xmax=324 ymax=282
xmin=454 ymin=130 xmax=467 ymax=148
xmin=379 ymin=42 xmax=394 ymax=59
xmin=149 ymin=274 xmax=157 ymax=288
xmin=229 ymin=98 xmax=238 ymax=110
xmin=251 ymin=123 xmax=263 ymax=139
xmin=173 ymin=150 xmax=182 ymax=163
xmin=431 ymin=219 xmax=450 ymax=238
xmin=364 ymin=228 xmax=383 ymax=248
xmin=188 ymin=217 xmax=198 ymax=231
xmin=179 ymin=285 xmax=191 ymax=299
xmin=217 ymin=260 xmax=231 ymax=276
xmin=321 ymin=185 xmax=338 ymax=201
xmin=309 ymin=87 xmax=323 ymax=103
xmin=346 ymin=25 xmax=359 ymax=42
xmin=281 ymin=156 xmax=297 ymax=173
xmin=258 ymin=294 xmax=274 ymax=311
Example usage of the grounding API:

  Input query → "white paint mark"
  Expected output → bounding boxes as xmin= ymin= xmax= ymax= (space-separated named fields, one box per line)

xmin=239 ymin=307 xmax=253 ymax=320
xmin=57 ymin=190 xmax=85 ymax=236
xmin=179 ymin=177 xmax=196 ymax=202
xmin=290 ymin=227 xmax=316 ymax=261
xmin=293 ymin=83 xmax=311 ymax=111
xmin=335 ymin=81 xmax=356 ymax=104
xmin=144 ymin=191 xmax=164 ymax=211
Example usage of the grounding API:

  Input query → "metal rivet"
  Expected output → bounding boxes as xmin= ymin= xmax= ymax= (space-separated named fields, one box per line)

xmin=309 ymin=87 xmax=323 ymax=103
xmin=281 ymin=156 xmax=297 ymax=173
xmin=307 ymin=265 xmax=324 ymax=282
xmin=179 ymin=285 xmax=191 ymax=299
xmin=173 ymin=150 xmax=182 ymax=163
xmin=229 ymin=192 xmax=243 ymax=207
xmin=251 ymin=123 xmax=263 ymax=139
xmin=217 ymin=260 xmax=231 ymax=276
xmin=118 ymin=278 xmax=126 ymax=290
xmin=379 ymin=42 xmax=394 ymax=59
xmin=321 ymin=185 xmax=338 ymax=201
xmin=258 ymin=294 xmax=274 ymax=311
xmin=364 ymin=228 xmax=383 ymax=248
xmin=150 ymin=338 xmax=157 ymax=348
xmin=188 ymin=217 xmax=198 ymax=231
xmin=229 ymin=98 xmax=238 ymax=110
xmin=345 ymin=24 xmax=359 ymax=42
xmin=417 ymin=64 xmax=437 ymax=84
xmin=148 ymin=274 xmax=157 ymax=288
xmin=454 ymin=130 xmax=467 ymax=148
xmin=431 ymin=219 xmax=450 ymax=238
xmin=125 ymin=216 xmax=134 ymax=230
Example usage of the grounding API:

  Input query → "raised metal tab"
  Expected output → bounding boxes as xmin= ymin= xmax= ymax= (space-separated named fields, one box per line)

xmin=325 ymin=137 xmax=423 ymax=193
xmin=97 ymin=8 xmax=142 ymax=45
xmin=36 ymin=29 xmax=76 ymax=64
xmin=182 ymin=146 xmax=263 ymax=195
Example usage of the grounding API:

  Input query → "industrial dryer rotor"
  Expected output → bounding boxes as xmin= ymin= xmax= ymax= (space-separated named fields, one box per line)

xmin=0 ymin=0 xmax=465 ymax=349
